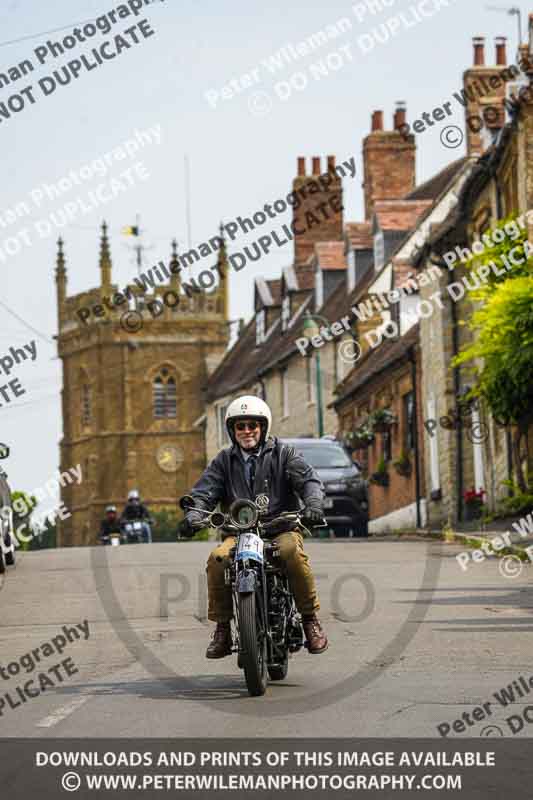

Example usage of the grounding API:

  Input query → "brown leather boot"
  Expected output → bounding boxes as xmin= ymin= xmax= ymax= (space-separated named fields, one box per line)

xmin=302 ymin=615 xmax=328 ymax=654
xmin=206 ymin=623 xmax=232 ymax=659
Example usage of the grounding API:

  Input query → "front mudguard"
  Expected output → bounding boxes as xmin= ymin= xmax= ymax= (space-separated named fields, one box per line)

xmin=236 ymin=568 xmax=257 ymax=593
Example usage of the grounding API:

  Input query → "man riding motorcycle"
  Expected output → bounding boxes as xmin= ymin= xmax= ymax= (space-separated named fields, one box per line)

xmin=99 ymin=505 xmax=121 ymax=545
xmin=179 ymin=395 xmax=329 ymax=659
xmin=120 ymin=490 xmax=153 ymax=543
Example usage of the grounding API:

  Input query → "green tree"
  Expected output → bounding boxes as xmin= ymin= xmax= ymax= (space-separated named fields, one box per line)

xmin=454 ymin=275 xmax=533 ymax=491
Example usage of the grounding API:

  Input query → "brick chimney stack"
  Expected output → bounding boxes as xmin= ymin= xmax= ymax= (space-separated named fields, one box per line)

xmin=292 ymin=155 xmax=343 ymax=267
xmin=362 ymin=105 xmax=416 ymax=220
xmin=462 ymin=36 xmax=516 ymax=157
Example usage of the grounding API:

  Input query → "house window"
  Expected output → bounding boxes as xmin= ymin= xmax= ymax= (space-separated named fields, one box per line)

xmin=374 ymin=231 xmax=385 ymax=270
xmin=403 ymin=392 xmax=415 ymax=450
xmin=153 ymin=369 xmax=177 ymax=419
xmin=281 ymin=369 xmax=290 ymax=417
xmin=81 ymin=384 xmax=91 ymax=426
xmin=256 ymin=309 xmax=265 ymax=345
xmin=281 ymin=295 xmax=291 ymax=332
xmin=216 ymin=402 xmax=230 ymax=448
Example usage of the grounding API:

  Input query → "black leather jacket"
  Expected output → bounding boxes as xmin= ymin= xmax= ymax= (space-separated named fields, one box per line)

xmin=189 ymin=436 xmax=324 ymax=536
xmin=120 ymin=502 xmax=151 ymax=522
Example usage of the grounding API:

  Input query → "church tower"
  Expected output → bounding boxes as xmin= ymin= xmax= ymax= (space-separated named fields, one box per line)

xmin=55 ymin=224 xmax=229 ymax=546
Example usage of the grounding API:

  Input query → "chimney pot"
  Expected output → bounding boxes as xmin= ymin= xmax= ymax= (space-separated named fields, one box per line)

xmin=495 ymin=36 xmax=507 ymax=65
xmin=371 ymin=110 xmax=383 ymax=131
xmin=327 ymin=155 xmax=336 ymax=171
xmin=473 ymin=36 xmax=485 ymax=66
xmin=393 ymin=101 xmax=407 ymax=131
xmin=297 ymin=156 xmax=306 ymax=176
xmin=312 ymin=156 xmax=321 ymax=175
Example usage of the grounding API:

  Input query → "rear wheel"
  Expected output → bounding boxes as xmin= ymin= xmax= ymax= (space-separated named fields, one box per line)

xmin=5 ymin=549 xmax=14 ymax=566
xmin=238 ymin=592 xmax=267 ymax=697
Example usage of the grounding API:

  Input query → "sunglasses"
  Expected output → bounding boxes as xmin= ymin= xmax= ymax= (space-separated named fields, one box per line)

xmin=235 ymin=421 xmax=260 ymax=432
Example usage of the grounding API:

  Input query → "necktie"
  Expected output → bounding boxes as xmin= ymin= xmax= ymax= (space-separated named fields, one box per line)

xmin=248 ymin=456 xmax=257 ymax=494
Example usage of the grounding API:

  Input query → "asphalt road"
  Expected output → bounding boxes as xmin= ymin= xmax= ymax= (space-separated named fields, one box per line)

xmin=1 ymin=538 xmax=533 ymax=739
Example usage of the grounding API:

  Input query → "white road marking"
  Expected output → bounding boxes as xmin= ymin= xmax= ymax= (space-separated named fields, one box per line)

xmin=36 ymin=696 xmax=90 ymax=728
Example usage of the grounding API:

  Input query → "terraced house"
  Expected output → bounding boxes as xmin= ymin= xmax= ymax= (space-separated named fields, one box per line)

xmin=205 ymin=27 xmax=533 ymax=533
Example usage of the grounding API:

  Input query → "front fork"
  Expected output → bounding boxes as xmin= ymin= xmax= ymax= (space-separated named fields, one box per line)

xmin=229 ymin=564 xmax=270 ymax=662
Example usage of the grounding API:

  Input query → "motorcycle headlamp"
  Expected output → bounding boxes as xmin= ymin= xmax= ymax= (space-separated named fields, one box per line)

xmin=229 ymin=499 xmax=259 ymax=530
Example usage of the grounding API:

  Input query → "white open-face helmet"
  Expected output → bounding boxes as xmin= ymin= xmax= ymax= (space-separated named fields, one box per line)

xmin=225 ymin=395 xmax=272 ymax=445
xmin=128 ymin=490 xmax=140 ymax=501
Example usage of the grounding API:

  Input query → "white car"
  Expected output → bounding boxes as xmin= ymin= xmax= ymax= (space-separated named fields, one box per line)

xmin=0 ymin=444 xmax=15 ymax=573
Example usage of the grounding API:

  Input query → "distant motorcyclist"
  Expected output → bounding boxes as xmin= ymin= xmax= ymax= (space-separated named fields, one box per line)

xmin=179 ymin=395 xmax=328 ymax=659
xmin=99 ymin=505 xmax=121 ymax=545
xmin=120 ymin=490 xmax=153 ymax=543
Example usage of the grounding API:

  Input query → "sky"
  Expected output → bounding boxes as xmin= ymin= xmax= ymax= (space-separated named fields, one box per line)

xmin=0 ymin=0 xmax=530 ymax=498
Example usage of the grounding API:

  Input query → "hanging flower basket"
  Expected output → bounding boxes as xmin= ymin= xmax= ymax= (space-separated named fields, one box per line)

xmin=369 ymin=457 xmax=389 ymax=487
xmin=393 ymin=451 xmax=412 ymax=477
xmin=345 ymin=426 xmax=375 ymax=450
xmin=369 ymin=408 xmax=397 ymax=433
xmin=370 ymin=471 xmax=390 ymax=487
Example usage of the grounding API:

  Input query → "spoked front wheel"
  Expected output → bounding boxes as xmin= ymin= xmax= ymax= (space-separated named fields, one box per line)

xmin=268 ymin=648 xmax=288 ymax=681
xmin=238 ymin=592 xmax=267 ymax=696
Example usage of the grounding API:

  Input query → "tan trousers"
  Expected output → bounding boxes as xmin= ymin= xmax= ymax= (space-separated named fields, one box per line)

xmin=206 ymin=531 xmax=320 ymax=622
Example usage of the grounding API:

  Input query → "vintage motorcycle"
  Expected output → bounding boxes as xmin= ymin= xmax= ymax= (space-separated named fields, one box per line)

xmin=180 ymin=494 xmax=325 ymax=697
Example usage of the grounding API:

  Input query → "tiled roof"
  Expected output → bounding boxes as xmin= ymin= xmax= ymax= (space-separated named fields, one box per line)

xmin=373 ymin=200 xmax=432 ymax=232
xmin=266 ymin=278 xmax=281 ymax=305
xmin=406 ymin=157 xmax=469 ymax=201
xmin=333 ymin=324 xmax=419 ymax=406
xmin=313 ymin=241 xmax=347 ymax=271
xmin=205 ymin=316 xmax=263 ymax=401
xmin=345 ymin=222 xmax=373 ymax=249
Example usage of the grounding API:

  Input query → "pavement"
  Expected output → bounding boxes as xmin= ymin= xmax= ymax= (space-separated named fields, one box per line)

xmin=1 ymin=537 xmax=533 ymax=739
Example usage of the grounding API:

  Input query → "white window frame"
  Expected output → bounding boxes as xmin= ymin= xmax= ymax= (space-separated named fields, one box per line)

xmin=374 ymin=230 xmax=385 ymax=271
xmin=216 ymin=402 xmax=230 ymax=448
xmin=347 ymin=249 xmax=356 ymax=292
xmin=281 ymin=295 xmax=291 ymax=332
xmin=256 ymin=308 xmax=265 ymax=345
xmin=315 ymin=268 xmax=324 ymax=309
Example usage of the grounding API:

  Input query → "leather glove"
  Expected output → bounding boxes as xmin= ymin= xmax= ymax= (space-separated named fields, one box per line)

xmin=177 ymin=511 xmax=204 ymax=538
xmin=302 ymin=507 xmax=323 ymax=525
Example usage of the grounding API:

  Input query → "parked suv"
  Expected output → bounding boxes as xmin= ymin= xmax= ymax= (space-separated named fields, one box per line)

xmin=281 ymin=437 xmax=368 ymax=537
xmin=0 ymin=443 xmax=15 ymax=573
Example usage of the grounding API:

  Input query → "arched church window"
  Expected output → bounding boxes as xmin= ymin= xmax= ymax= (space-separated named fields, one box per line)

xmin=153 ymin=369 xmax=177 ymax=419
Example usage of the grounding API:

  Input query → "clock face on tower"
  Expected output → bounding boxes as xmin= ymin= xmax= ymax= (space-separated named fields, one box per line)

xmin=156 ymin=444 xmax=183 ymax=473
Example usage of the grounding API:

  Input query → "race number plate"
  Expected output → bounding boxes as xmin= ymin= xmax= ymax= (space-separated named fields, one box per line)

xmin=236 ymin=533 xmax=264 ymax=564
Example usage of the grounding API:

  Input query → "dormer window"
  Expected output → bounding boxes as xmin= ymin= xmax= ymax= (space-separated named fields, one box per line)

xmin=256 ymin=308 xmax=265 ymax=345
xmin=374 ymin=230 xmax=385 ymax=271
xmin=281 ymin=294 xmax=291 ymax=332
